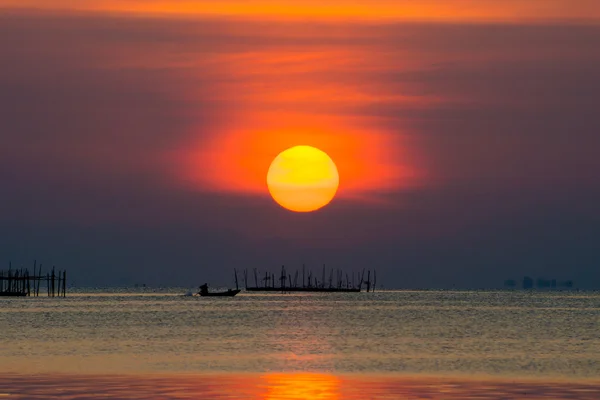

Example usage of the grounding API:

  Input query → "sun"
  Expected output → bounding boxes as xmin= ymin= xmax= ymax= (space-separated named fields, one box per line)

xmin=267 ymin=145 xmax=339 ymax=212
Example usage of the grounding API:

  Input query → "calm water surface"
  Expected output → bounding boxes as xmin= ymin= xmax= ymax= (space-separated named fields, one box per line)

xmin=1 ymin=289 xmax=598 ymax=378
xmin=1 ymin=290 xmax=600 ymax=398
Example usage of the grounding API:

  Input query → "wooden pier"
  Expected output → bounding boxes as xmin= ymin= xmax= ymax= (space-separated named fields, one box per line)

xmin=0 ymin=261 xmax=67 ymax=297
xmin=242 ymin=265 xmax=376 ymax=293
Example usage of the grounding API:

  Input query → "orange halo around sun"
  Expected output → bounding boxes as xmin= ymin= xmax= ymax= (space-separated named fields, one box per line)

xmin=267 ymin=146 xmax=339 ymax=212
xmin=177 ymin=113 xmax=421 ymax=203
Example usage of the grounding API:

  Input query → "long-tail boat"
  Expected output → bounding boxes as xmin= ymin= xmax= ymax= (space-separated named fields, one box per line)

xmin=197 ymin=283 xmax=240 ymax=297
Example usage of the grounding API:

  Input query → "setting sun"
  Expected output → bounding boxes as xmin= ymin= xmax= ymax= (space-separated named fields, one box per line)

xmin=267 ymin=145 xmax=339 ymax=212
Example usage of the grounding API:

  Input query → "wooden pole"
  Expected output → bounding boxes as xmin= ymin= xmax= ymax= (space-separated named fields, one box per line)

xmin=373 ymin=270 xmax=376 ymax=293
xmin=294 ymin=270 xmax=298 ymax=287
xmin=36 ymin=265 xmax=42 ymax=297
xmin=8 ymin=262 xmax=12 ymax=293
xmin=359 ymin=269 xmax=365 ymax=291
xmin=35 ymin=264 xmax=38 ymax=297
xmin=51 ymin=267 xmax=56 ymax=297
xmin=303 ymin=264 xmax=305 ymax=288
xmin=62 ymin=270 xmax=66 ymax=297
xmin=264 ymin=271 xmax=268 ymax=289
xmin=16 ymin=269 xmax=19 ymax=293
xmin=32 ymin=260 xmax=37 ymax=296
xmin=26 ymin=269 xmax=30 ymax=296
xmin=329 ymin=268 xmax=333 ymax=289
xmin=32 ymin=261 xmax=36 ymax=296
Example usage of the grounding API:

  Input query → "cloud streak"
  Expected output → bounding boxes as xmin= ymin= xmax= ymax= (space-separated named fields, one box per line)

xmin=3 ymin=0 xmax=600 ymax=22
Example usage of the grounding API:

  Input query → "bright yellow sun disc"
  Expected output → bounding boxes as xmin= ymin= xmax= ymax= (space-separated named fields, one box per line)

xmin=267 ymin=145 xmax=339 ymax=212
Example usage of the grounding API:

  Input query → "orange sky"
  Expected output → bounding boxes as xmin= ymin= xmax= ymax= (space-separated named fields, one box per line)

xmin=181 ymin=113 xmax=418 ymax=200
xmin=3 ymin=0 xmax=600 ymax=21
xmin=166 ymin=30 xmax=423 ymax=200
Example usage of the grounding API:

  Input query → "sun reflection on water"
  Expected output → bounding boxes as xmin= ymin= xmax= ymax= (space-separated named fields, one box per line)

xmin=260 ymin=373 xmax=341 ymax=400
xmin=1 ymin=372 xmax=600 ymax=399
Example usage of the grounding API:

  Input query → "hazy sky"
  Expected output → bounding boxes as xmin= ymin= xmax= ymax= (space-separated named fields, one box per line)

xmin=1 ymin=2 xmax=599 ymax=288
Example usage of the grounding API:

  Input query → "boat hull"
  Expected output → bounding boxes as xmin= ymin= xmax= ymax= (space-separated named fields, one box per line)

xmin=198 ymin=289 xmax=241 ymax=297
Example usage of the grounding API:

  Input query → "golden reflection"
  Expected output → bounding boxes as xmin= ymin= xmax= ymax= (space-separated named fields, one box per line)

xmin=1 ymin=373 xmax=600 ymax=399
xmin=261 ymin=373 xmax=341 ymax=400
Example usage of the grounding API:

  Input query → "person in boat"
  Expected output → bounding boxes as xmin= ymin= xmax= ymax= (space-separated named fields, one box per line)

xmin=199 ymin=283 xmax=209 ymax=295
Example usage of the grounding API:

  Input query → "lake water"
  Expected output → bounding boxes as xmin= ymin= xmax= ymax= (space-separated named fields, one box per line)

xmin=1 ymin=289 xmax=599 ymax=398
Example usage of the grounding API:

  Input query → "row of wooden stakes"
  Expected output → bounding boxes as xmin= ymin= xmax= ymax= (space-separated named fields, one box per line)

xmin=236 ymin=265 xmax=377 ymax=293
xmin=0 ymin=261 xmax=66 ymax=297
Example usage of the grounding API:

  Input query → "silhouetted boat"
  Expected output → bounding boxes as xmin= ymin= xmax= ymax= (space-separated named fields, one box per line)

xmin=197 ymin=283 xmax=240 ymax=297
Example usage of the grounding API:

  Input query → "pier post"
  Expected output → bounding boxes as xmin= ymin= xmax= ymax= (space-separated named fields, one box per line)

xmin=26 ymin=269 xmax=31 ymax=296
xmin=0 ymin=262 xmax=66 ymax=297
xmin=303 ymin=264 xmax=305 ymax=288
xmin=51 ymin=267 xmax=56 ymax=297
xmin=373 ymin=270 xmax=376 ymax=293
xmin=36 ymin=265 xmax=42 ymax=297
